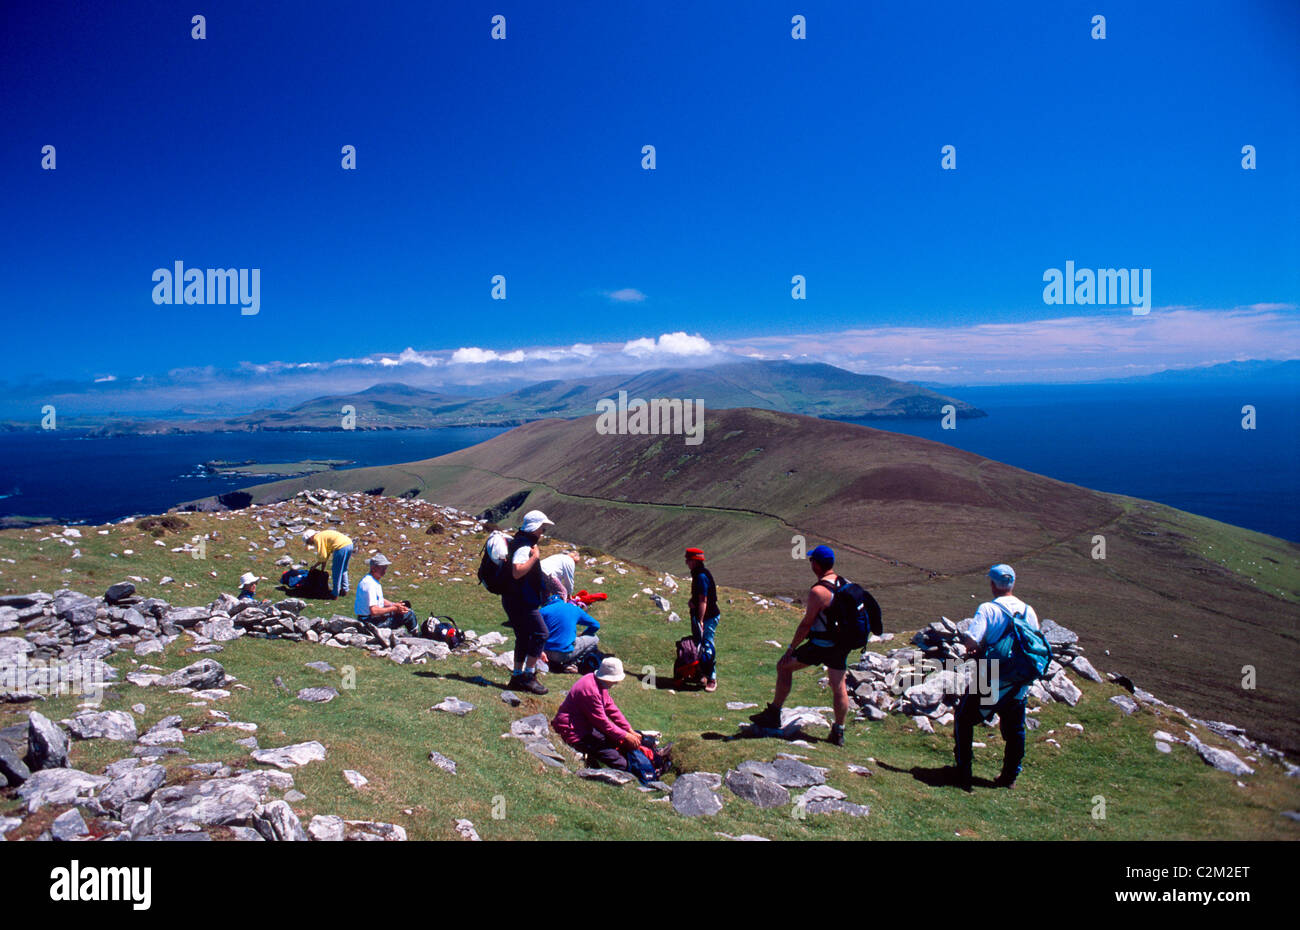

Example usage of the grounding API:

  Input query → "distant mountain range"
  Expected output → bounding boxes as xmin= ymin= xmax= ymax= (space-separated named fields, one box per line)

xmin=917 ymin=358 xmax=1300 ymax=391
xmin=77 ymin=361 xmax=986 ymax=435
xmin=1108 ymin=359 xmax=1300 ymax=385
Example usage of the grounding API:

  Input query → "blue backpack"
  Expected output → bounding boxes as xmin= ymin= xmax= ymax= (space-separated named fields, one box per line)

xmin=984 ymin=601 xmax=1054 ymax=685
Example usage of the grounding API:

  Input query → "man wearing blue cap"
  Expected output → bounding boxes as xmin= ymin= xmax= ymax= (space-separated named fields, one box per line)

xmin=750 ymin=544 xmax=874 ymax=747
xmin=948 ymin=563 xmax=1041 ymax=790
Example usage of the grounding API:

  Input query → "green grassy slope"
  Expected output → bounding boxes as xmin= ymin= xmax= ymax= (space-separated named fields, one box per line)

xmin=233 ymin=409 xmax=1300 ymax=756
xmin=1 ymin=494 xmax=1297 ymax=840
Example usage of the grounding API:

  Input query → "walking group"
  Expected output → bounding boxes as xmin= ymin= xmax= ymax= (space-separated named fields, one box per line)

xmin=267 ymin=510 xmax=1050 ymax=790
xmin=476 ymin=509 xmax=1052 ymax=791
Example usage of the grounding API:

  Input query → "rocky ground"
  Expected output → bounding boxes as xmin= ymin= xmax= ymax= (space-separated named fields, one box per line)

xmin=1 ymin=489 xmax=1296 ymax=841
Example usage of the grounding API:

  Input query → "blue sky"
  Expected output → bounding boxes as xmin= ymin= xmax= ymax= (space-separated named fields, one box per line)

xmin=2 ymin=0 xmax=1297 ymax=413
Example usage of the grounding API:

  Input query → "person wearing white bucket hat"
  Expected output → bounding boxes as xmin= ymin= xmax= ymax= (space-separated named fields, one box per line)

xmin=550 ymin=657 xmax=644 ymax=770
xmin=499 ymin=510 xmax=556 ymax=695
xmin=237 ymin=571 xmax=265 ymax=600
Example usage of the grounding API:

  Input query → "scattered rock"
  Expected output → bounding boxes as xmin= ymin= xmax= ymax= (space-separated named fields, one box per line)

xmin=0 ymin=741 xmax=32 ymax=787
xmin=454 ymin=819 xmax=481 ymax=841
xmin=671 ymin=773 xmax=724 ymax=817
xmin=159 ymin=659 xmax=226 ymax=691
xmin=297 ymin=687 xmax=338 ymax=704
xmin=427 ymin=751 xmax=458 ymax=774
xmin=99 ymin=763 xmax=166 ymax=811
xmin=26 ymin=710 xmax=70 ymax=771
xmin=1109 ymin=694 xmax=1139 ymax=715
xmin=51 ymin=807 xmax=89 ymax=840
xmin=1188 ymin=735 xmax=1254 ymax=777
xmin=253 ymin=800 xmax=308 ymax=841
xmin=17 ymin=768 xmax=109 ymax=813
xmin=1044 ymin=670 xmax=1082 ymax=706
xmin=432 ymin=696 xmax=475 ymax=716
xmin=64 ymin=711 xmax=139 ymax=742
xmin=343 ymin=820 xmax=407 ymax=841
xmin=308 ymin=814 xmax=345 ymax=841
xmin=104 ymin=581 xmax=136 ymax=604
xmin=579 ymin=768 xmax=636 ymax=786
xmin=343 ymin=770 xmax=369 ymax=789
xmin=251 ymin=741 xmax=327 ymax=769
xmin=724 ymin=769 xmax=790 ymax=808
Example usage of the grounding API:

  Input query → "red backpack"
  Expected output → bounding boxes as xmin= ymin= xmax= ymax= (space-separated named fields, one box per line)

xmin=673 ymin=636 xmax=701 ymax=685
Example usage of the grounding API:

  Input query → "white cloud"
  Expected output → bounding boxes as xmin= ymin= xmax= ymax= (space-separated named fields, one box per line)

xmin=622 ymin=331 xmax=714 ymax=358
xmin=93 ymin=374 xmax=116 ymax=383
xmin=606 ymin=288 xmax=647 ymax=303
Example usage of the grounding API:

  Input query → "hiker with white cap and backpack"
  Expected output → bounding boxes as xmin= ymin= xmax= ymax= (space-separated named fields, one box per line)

xmin=496 ymin=509 xmax=556 ymax=695
xmin=945 ymin=563 xmax=1048 ymax=791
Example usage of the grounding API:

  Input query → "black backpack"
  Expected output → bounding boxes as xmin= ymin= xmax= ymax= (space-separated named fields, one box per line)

xmin=281 ymin=567 xmax=333 ymax=599
xmin=816 ymin=576 xmax=883 ymax=649
xmin=426 ymin=617 xmax=466 ymax=648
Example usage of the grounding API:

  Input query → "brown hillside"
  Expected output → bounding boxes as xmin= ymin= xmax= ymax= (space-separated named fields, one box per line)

xmin=235 ymin=408 xmax=1300 ymax=754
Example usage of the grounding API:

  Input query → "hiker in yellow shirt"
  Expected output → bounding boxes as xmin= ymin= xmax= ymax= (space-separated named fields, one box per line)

xmin=303 ymin=529 xmax=354 ymax=600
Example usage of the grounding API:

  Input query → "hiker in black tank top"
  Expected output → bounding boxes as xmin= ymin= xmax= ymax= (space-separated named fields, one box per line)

xmin=749 ymin=544 xmax=853 ymax=746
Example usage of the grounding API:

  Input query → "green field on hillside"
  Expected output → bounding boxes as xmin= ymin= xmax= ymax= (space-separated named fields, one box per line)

xmin=2 ymin=495 xmax=1297 ymax=841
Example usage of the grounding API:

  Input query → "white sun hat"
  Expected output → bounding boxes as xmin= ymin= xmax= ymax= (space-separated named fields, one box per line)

xmin=595 ymin=656 xmax=625 ymax=683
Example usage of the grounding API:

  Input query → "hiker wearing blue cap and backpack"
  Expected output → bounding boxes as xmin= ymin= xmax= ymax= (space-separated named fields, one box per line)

xmin=944 ymin=563 xmax=1052 ymax=791
xmin=749 ymin=545 xmax=882 ymax=747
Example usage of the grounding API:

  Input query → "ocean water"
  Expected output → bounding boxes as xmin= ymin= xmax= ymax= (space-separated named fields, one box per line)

xmin=852 ymin=383 xmax=1299 ymax=542
xmin=0 ymin=382 xmax=1295 ymax=541
xmin=0 ymin=427 xmax=508 ymax=527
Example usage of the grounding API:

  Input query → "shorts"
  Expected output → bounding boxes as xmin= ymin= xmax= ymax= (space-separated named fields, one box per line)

xmin=793 ymin=638 xmax=851 ymax=671
xmin=504 ymin=601 xmax=548 ymax=659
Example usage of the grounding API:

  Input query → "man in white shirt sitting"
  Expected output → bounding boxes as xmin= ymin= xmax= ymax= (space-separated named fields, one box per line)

xmin=950 ymin=563 xmax=1041 ymax=791
xmin=354 ymin=554 xmax=419 ymax=636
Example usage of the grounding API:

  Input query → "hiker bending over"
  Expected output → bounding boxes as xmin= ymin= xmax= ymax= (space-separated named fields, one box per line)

xmin=500 ymin=510 xmax=555 ymax=695
xmin=551 ymin=658 xmax=640 ymax=770
xmin=540 ymin=552 xmax=580 ymax=602
xmin=684 ymin=547 xmax=720 ymax=692
xmin=303 ymin=528 xmax=354 ymax=599
xmin=541 ymin=589 xmax=601 ymax=673
xmin=948 ymin=563 xmax=1040 ymax=791
xmin=751 ymin=545 xmax=872 ymax=747
xmin=355 ymin=554 xmax=419 ymax=636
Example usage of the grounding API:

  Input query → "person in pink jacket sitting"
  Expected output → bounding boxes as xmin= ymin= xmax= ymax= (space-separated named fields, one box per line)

xmin=551 ymin=657 xmax=640 ymax=770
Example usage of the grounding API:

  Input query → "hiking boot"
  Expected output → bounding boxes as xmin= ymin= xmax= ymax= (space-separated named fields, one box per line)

xmin=993 ymin=772 xmax=1018 ymax=790
xmin=829 ymin=724 xmax=845 ymax=747
xmin=519 ymin=671 xmax=548 ymax=696
xmin=704 ymin=678 xmax=718 ymax=693
xmin=748 ymin=704 xmax=782 ymax=729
